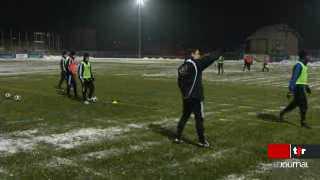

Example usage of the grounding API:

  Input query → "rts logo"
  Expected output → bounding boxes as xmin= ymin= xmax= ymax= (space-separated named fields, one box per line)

xmin=293 ymin=146 xmax=306 ymax=158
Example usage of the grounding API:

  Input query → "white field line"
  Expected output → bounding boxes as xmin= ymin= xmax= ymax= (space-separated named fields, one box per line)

xmin=219 ymin=104 xmax=233 ymax=107
xmin=114 ymin=73 xmax=129 ymax=76
xmin=220 ymin=109 xmax=233 ymax=112
xmin=142 ymin=73 xmax=172 ymax=78
xmin=219 ymin=118 xmax=234 ymax=122
xmin=238 ymin=77 xmax=269 ymax=82
xmin=264 ymin=109 xmax=280 ymax=113
xmin=238 ymin=106 xmax=254 ymax=109
xmin=246 ymin=79 xmax=283 ymax=86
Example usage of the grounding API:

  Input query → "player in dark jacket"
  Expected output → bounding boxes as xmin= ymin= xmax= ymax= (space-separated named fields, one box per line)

xmin=57 ymin=51 xmax=68 ymax=89
xmin=176 ymin=49 xmax=220 ymax=148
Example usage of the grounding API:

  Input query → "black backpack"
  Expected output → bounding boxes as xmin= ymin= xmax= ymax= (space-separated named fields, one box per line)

xmin=177 ymin=60 xmax=196 ymax=98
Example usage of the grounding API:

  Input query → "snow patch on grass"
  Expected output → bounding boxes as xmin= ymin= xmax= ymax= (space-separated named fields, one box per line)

xmin=223 ymin=174 xmax=246 ymax=180
xmin=0 ymin=117 xmax=177 ymax=156
xmin=11 ymin=129 xmax=39 ymax=137
xmin=81 ymin=141 xmax=164 ymax=161
xmin=221 ymin=162 xmax=274 ymax=180
xmin=0 ymin=167 xmax=8 ymax=175
xmin=0 ymin=137 xmax=35 ymax=154
xmin=45 ymin=157 xmax=104 ymax=177
xmin=82 ymin=148 xmax=124 ymax=161
xmin=0 ymin=126 xmax=136 ymax=155
xmin=46 ymin=157 xmax=77 ymax=168
xmin=35 ymin=127 xmax=131 ymax=149
xmin=189 ymin=148 xmax=234 ymax=163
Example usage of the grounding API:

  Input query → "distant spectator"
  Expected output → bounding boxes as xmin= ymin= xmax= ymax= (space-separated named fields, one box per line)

xmin=262 ymin=55 xmax=270 ymax=72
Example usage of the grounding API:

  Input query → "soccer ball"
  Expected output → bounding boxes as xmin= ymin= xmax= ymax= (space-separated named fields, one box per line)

xmin=112 ymin=100 xmax=118 ymax=104
xmin=91 ymin=96 xmax=98 ymax=103
xmin=4 ymin=93 xmax=12 ymax=99
xmin=14 ymin=95 xmax=22 ymax=102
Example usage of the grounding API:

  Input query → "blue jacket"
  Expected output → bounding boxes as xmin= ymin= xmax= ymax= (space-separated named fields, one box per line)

xmin=289 ymin=62 xmax=303 ymax=92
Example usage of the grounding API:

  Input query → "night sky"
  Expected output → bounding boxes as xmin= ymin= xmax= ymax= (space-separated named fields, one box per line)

xmin=1 ymin=0 xmax=319 ymax=50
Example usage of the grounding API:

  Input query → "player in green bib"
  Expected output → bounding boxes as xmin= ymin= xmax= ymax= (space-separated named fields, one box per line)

xmin=217 ymin=55 xmax=224 ymax=75
xmin=78 ymin=53 xmax=95 ymax=104
xmin=280 ymin=50 xmax=312 ymax=129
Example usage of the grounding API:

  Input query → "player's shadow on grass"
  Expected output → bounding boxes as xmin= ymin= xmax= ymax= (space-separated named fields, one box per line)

xmin=148 ymin=124 xmax=199 ymax=146
xmin=256 ymin=113 xmax=299 ymax=127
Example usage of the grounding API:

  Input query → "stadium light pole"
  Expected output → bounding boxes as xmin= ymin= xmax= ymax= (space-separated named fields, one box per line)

xmin=137 ymin=0 xmax=144 ymax=58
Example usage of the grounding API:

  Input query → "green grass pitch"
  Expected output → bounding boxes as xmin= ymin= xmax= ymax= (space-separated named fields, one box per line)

xmin=0 ymin=59 xmax=319 ymax=179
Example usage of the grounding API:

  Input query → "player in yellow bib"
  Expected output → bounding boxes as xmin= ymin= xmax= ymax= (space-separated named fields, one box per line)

xmin=280 ymin=50 xmax=312 ymax=129
xmin=78 ymin=53 xmax=95 ymax=104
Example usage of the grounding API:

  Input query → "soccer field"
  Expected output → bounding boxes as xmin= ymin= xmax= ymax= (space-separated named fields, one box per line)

xmin=0 ymin=59 xmax=320 ymax=179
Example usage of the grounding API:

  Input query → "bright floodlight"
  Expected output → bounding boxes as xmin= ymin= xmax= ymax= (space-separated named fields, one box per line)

xmin=137 ymin=0 xmax=145 ymax=6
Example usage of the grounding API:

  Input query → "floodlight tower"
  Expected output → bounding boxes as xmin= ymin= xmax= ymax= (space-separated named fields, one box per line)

xmin=137 ymin=0 xmax=145 ymax=58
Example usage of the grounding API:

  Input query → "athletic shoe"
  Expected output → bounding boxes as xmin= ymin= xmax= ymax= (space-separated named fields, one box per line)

xmin=198 ymin=140 xmax=210 ymax=148
xmin=173 ymin=138 xmax=184 ymax=144
xmin=301 ymin=123 xmax=311 ymax=129
xmin=84 ymin=101 xmax=90 ymax=105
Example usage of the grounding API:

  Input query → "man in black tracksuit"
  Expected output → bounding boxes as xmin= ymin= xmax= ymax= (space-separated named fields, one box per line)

xmin=176 ymin=49 xmax=220 ymax=148
xmin=57 ymin=51 xmax=68 ymax=89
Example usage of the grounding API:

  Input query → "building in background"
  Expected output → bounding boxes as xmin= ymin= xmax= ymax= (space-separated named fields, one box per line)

xmin=246 ymin=24 xmax=300 ymax=56
xmin=0 ymin=28 xmax=62 ymax=53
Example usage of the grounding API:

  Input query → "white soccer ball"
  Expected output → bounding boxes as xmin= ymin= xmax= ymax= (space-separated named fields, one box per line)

xmin=91 ymin=96 xmax=98 ymax=103
xmin=4 ymin=93 xmax=12 ymax=99
xmin=14 ymin=95 xmax=22 ymax=102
